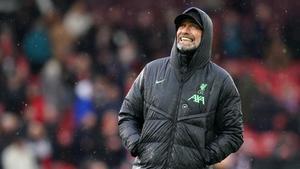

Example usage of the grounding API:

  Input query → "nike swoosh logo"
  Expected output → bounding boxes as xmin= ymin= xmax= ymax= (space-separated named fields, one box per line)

xmin=155 ymin=79 xmax=165 ymax=84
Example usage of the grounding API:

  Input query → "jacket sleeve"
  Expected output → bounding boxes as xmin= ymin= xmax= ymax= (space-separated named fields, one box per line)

xmin=118 ymin=68 xmax=145 ymax=157
xmin=204 ymin=75 xmax=244 ymax=165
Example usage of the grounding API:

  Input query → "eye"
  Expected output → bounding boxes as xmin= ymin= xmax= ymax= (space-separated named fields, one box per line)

xmin=191 ymin=23 xmax=200 ymax=30
xmin=179 ymin=24 xmax=186 ymax=29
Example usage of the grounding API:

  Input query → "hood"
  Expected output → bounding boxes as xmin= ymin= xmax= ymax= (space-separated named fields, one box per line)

xmin=170 ymin=7 xmax=213 ymax=71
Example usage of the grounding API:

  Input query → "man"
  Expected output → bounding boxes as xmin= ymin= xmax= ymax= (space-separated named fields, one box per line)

xmin=118 ymin=7 xmax=243 ymax=169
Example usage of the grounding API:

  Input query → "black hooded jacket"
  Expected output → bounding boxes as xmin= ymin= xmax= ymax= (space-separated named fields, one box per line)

xmin=119 ymin=7 xmax=243 ymax=169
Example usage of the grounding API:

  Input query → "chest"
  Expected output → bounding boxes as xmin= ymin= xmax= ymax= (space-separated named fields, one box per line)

xmin=144 ymin=67 xmax=220 ymax=120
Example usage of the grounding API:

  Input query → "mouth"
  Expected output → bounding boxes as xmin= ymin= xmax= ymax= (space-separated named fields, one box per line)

xmin=179 ymin=36 xmax=193 ymax=42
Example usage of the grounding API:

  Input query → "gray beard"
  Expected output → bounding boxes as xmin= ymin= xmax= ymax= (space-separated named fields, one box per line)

xmin=177 ymin=43 xmax=198 ymax=53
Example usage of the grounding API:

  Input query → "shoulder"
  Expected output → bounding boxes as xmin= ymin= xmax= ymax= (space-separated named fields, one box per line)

xmin=141 ymin=57 xmax=170 ymax=84
xmin=209 ymin=62 xmax=233 ymax=81
xmin=144 ymin=57 xmax=170 ymax=73
xmin=147 ymin=57 xmax=169 ymax=68
xmin=209 ymin=62 xmax=239 ymax=95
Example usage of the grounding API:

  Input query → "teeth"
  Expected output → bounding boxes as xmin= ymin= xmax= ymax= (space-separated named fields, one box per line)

xmin=181 ymin=37 xmax=192 ymax=42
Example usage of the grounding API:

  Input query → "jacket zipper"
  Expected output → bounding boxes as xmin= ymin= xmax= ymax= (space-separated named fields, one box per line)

xmin=166 ymin=77 xmax=184 ymax=168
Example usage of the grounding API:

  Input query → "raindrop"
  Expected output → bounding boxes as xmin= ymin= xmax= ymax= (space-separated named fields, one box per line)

xmin=282 ymin=48 xmax=287 ymax=54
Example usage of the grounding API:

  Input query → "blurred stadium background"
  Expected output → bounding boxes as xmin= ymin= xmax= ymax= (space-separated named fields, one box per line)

xmin=0 ymin=0 xmax=299 ymax=169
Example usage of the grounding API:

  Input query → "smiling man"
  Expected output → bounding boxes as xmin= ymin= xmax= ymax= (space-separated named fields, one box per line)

xmin=119 ymin=7 xmax=244 ymax=169
xmin=176 ymin=19 xmax=202 ymax=52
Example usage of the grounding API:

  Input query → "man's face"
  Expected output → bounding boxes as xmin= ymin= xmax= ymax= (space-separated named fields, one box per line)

xmin=176 ymin=19 xmax=202 ymax=52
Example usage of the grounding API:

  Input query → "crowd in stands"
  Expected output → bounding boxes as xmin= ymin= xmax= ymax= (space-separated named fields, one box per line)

xmin=0 ymin=0 xmax=299 ymax=169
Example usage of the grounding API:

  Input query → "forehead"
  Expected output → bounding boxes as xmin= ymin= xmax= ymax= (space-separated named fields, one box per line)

xmin=178 ymin=18 xmax=201 ymax=29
